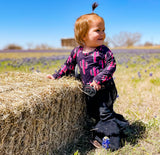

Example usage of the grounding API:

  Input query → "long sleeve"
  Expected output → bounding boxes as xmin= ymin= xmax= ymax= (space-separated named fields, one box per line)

xmin=93 ymin=49 xmax=116 ymax=85
xmin=52 ymin=47 xmax=77 ymax=79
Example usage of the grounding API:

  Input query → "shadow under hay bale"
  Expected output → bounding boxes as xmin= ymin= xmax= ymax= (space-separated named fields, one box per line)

xmin=0 ymin=72 xmax=86 ymax=155
xmin=53 ymin=116 xmax=95 ymax=155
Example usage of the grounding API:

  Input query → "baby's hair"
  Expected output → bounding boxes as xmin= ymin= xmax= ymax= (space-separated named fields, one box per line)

xmin=92 ymin=2 xmax=99 ymax=13
xmin=74 ymin=2 xmax=104 ymax=46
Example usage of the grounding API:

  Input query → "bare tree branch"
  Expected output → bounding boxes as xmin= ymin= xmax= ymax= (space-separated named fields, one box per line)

xmin=110 ymin=32 xmax=141 ymax=47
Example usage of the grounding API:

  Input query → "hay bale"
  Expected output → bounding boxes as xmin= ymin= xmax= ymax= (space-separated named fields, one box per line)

xmin=0 ymin=72 xmax=86 ymax=155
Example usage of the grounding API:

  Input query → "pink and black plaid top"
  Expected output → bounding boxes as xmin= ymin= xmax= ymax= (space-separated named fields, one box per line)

xmin=53 ymin=45 xmax=116 ymax=85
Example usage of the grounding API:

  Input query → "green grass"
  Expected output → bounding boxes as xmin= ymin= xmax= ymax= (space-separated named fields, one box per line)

xmin=150 ymin=78 xmax=160 ymax=85
xmin=0 ymin=59 xmax=65 ymax=73
xmin=0 ymin=51 xmax=160 ymax=155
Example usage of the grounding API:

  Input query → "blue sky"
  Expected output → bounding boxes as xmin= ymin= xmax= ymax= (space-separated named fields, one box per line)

xmin=0 ymin=0 xmax=160 ymax=49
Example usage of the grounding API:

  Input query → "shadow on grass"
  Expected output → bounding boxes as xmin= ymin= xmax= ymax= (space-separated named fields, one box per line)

xmin=52 ymin=131 xmax=94 ymax=155
xmin=53 ymin=120 xmax=147 ymax=155
xmin=53 ymin=120 xmax=95 ymax=155
xmin=121 ymin=120 xmax=147 ymax=146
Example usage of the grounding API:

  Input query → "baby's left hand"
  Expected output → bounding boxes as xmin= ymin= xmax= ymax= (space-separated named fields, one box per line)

xmin=90 ymin=80 xmax=101 ymax=91
xmin=46 ymin=74 xmax=55 ymax=80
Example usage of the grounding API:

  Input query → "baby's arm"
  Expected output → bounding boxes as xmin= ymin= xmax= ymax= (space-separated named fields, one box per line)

xmin=47 ymin=47 xmax=78 ymax=80
xmin=93 ymin=48 xmax=116 ymax=85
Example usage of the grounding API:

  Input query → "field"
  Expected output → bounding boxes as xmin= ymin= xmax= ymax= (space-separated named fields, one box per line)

xmin=0 ymin=49 xmax=160 ymax=155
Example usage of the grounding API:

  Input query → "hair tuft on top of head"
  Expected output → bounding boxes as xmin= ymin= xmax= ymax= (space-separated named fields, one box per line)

xmin=92 ymin=2 xmax=99 ymax=13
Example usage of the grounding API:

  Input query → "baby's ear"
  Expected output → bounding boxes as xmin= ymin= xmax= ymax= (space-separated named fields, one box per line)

xmin=82 ymin=36 xmax=86 ymax=42
xmin=82 ymin=34 xmax=87 ymax=42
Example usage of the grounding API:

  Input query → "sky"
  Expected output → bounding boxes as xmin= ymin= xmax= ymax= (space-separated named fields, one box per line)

xmin=0 ymin=0 xmax=160 ymax=49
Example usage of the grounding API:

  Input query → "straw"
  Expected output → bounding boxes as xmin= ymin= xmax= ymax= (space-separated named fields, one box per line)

xmin=0 ymin=72 xmax=86 ymax=154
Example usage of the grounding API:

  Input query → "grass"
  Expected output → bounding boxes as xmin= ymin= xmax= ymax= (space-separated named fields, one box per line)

xmin=0 ymin=52 xmax=70 ymax=59
xmin=0 ymin=50 xmax=160 ymax=154
xmin=150 ymin=77 xmax=160 ymax=85
xmin=112 ymin=45 xmax=160 ymax=49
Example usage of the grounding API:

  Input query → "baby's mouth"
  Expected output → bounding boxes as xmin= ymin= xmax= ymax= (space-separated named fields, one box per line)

xmin=98 ymin=38 xmax=103 ymax=40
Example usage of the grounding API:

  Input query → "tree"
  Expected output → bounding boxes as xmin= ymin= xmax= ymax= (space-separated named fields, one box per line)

xmin=27 ymin=42 xmax=34 ymax=50
xmin=110 ymin=32 xmax=141 ymax=47
xmin=4 ymin=44 xmax=23 ymax=50
xmin=144 ymin=41 xmax=153 ymax=46
xmin=103 ymin=37 xmax=111 ymax=47
xmin=34 ymin=43 xmax=53 ymax=50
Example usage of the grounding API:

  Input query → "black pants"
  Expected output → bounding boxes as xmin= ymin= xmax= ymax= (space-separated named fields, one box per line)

xmin=86 ymin=88 xmax=114 ymax=122
xmin=86 ymin=79 xmax=129 ymax=151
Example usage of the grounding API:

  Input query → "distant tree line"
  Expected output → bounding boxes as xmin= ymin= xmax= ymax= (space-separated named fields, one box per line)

xmin=3 ymin=43 xmax=54 ymax=50
xmin=3 ymin=31 xmax=159 ymax=50
xmin=4 ymin=44 xmax=23 ymax=50
xmin=107 ymin=32 xmax=141 ymax=47
xmin=104 ymin=32 xmax=156 ymax=47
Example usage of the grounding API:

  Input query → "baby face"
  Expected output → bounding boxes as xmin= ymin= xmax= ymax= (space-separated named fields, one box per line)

xmin=83 ymin=19 xmax=105 ymax=48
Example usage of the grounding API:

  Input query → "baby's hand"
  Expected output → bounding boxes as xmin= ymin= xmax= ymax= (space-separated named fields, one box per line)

xmin=90 ymin=80 xmax=101 ymax=91
xmin=46 ymin=74 xmax=55 ymax=80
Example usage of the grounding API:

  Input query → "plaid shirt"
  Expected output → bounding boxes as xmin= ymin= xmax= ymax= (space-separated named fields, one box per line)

xmin=53 ymin=45 xmax=116 ymax=85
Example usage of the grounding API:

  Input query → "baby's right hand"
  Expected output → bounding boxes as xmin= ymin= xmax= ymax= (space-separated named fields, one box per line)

xmin=46 ymin=74 xmax=55 ymax=80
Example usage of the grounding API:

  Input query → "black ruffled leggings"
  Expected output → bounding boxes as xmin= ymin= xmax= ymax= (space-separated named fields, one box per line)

xmin=86 ymin=83 xmax=129 ymax=151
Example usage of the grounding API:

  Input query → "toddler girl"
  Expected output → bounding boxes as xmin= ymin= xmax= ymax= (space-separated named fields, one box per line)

xmin=47 ymin=4 xmax=128 ymax=151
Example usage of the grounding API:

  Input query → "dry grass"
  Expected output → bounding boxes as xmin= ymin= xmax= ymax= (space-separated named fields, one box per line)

xmin=0 ymin=52 xmax=69 ymax=59
xmin=114 ymin=66 xmax=160 ymax=122
xmin=0 ymin=72 xmax=86 ymax=155
xmin=86 ymin=65 xmax=160 ymax=155
xmin=1 ymin=50 xmax=160 ymax=155
xmin=112 ymin=45 xmax=160 ymax=50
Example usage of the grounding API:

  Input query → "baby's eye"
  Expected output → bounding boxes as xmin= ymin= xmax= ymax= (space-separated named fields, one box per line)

xmin=95 ymin=29 xmax=105 ymax=32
